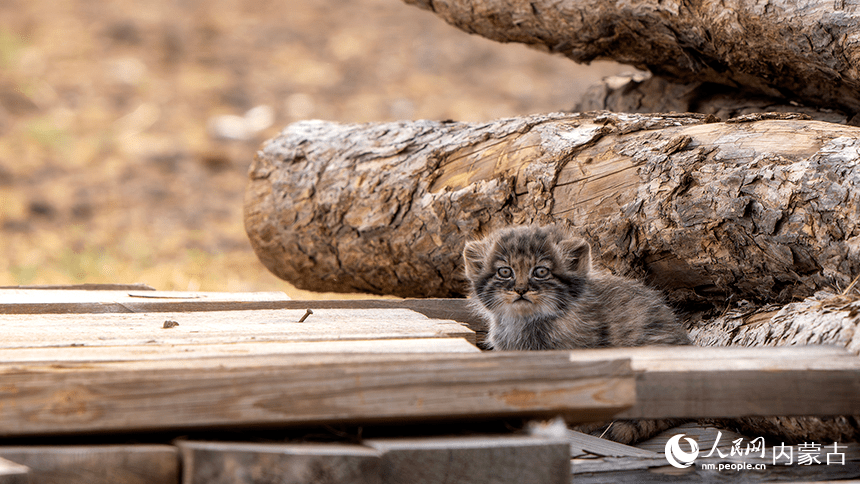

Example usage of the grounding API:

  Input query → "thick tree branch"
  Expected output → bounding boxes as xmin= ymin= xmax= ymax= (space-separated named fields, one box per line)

xmin=403 ymin=0 xmax=860 ymax=114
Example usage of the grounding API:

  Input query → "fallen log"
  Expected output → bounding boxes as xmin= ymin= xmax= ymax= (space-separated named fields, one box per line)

xmin=245 ymin=112 xmax=860 ymax=305
xmin=402 ymin=0 xmax=860 ymax=114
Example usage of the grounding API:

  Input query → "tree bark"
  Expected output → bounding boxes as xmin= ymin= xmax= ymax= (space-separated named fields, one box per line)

xmin=691 ymin=292 xmax=860 ymax=353
xmin=244 ymin=112 xmax=860 ymax=305
xmin=690 ymin=291 xmax=860 ymax=442
xmin=574 ymin=73 xmax=858 ymax=126
xmin=402 ymin=0 xmax=860 ymax=115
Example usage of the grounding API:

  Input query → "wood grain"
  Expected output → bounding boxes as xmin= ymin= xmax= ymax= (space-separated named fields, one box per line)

xmin=0 ymin=289 xmax=291 ymax=314
xmin=0 ymin=346 xmax=856 ymax=437
xmin=565 ymin=346 xmax=860 ymax=420
xmin=688 ymin=291 xmax=860 ymax=442
xmin=245 ymin=113 xmax=860 ymax=305
xmin=365 ymin=435 xmax=569 ymax=484
xmin=563 ymin=429 xmax=657 ymax=459
xmin=0 ymin=338 xmax=480 ymax=363
xmin=179 ymin=435 xmax=570 ymax=484
xmin=178 ymin=441 xmax=381 ymax=484
xmin=0 ymin=293 xmax=486 ymax=343
xmin=0 ymin=308 xmax=475 ymax=347
xmin=0 ymin=351 xmax=634 ymax=437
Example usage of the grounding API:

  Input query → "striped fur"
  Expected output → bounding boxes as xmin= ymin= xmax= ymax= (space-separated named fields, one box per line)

xmin=463 ymin=224 xmax=690 ymax=443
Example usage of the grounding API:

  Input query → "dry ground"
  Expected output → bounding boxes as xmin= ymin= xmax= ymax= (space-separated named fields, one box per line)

xmin=0 ymin=0 xmax=629 ymax=297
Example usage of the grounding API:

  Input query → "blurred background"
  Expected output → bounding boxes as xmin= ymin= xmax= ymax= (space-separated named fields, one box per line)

xmin=0 ymin=0 xmax=631 ymax=297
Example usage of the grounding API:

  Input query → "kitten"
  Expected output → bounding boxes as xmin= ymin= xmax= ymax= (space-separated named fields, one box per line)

xmin=463 ymin=224 xmax=690 ymax=443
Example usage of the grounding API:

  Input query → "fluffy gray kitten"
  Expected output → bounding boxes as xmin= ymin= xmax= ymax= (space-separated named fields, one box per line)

xmin=463 ymin=224 xmax=690 ymax=443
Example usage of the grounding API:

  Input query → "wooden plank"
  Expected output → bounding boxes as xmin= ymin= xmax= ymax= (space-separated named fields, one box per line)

xmin=0 ymin=445 xmax=179 ymax=484
xmin=565 ymin=429 xmax=658 ymax=458
xmin=566 ymin=346 xmax=860 ymax=419
xmin=0 ymin=338 xmax=480 ymax=363
xmin=0 ymin=352 xmax=634 ymax=437
xmin=0 ymin=289 xmax=291 ymax=314
xmin=0 ymin=458 xmax=27 ymax=484
xmin=0 ymin=283 xmax=156 ymax=291
xmin=364 ymin=435 xmax=570 ymax=484
xmin=0 ymin=291 xmax=487 ymax=344
xmin=177 ymin=441 xmax=381 ymax=484
xmin=179 ymin=436 xmax=572 ymax=484
xmin=1 ymin=346 xmax=851 ymax=438
xmin=0 ymin=308 xmax=476 ymax=347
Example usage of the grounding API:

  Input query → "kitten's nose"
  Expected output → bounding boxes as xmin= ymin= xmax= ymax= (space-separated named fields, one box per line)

xmin=514 ymin=286 xmax=529 ymax=295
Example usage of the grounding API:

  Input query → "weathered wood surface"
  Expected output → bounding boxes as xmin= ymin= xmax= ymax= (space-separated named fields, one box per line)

xmin=0 ymin=291 xmax=485 ymax=341
xmin=574 ymin=73 xmax=859 ymax=125
xmin=365 ymin=435 xmax=569 ymax=484
xmin=0 ymin=292 xmax=488 ymax=346
xmin=1 ymin=346 xmax=857 ymax=437
xmin=0 ymin=445 xmax=179 ymax=484
xmin=0 ymin=351 xmax=634 ymax=437
xmin=690 ymin=291 xmax=860 ymax=443
xmin=0 ymin=283 xmax=156 ymax=291
xmin=0 ymin=308 xmax=475 ymax=347
xmin=691 ymin=292 xmax=860 ymax=354
xmin=0 ymin=338 xmax=480 ymax=363
xmin=179 ymin=435 xmax=569 ymax=484
xmin=402 ymin=0 xmax=860 ymax=115
xmin=566 ymin=429 xmax=658 ymax=459
xmin=245 ymin=113 xmax=860 ymax=304
xmin=178 ymin=441 xmax=381 ymax=484
xmin=0 ymin=289 xmax=291 ymax=314
xmin=566 ymin=346 xmax=860 ymax=420
xmin=0 ymin=458 xmax=27 ymax=484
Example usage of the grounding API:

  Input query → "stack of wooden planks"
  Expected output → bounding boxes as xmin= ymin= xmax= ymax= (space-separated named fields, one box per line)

xmin=1 ymin=286 xmax=859 ymax=483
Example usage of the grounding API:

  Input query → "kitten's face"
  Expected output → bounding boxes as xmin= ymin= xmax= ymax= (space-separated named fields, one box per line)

xmin=464 ymin=226 xmax=590 ymax=319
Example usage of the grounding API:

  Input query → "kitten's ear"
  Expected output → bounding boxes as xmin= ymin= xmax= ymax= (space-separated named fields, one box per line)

xmin=559 ymin=238 xmax=591 ymax=274
xmin=463 ymin=239 xmax=489 ymax=277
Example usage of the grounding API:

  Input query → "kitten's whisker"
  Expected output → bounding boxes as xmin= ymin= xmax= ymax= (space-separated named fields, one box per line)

xmin=598 ymin=421 xmax=615 ymax=439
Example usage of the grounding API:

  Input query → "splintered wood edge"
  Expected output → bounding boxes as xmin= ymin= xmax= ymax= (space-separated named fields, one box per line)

xmin=0 ymin=445 xmax=178 ymax=484
xmin=0 ymin=457 xmax=28 ymax=477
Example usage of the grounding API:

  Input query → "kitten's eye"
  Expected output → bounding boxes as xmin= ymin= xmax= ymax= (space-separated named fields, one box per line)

xmin=496 ymin=267 xmax=513 ymax=279
xmin=532 ymin=266 xmax=551 ymax=279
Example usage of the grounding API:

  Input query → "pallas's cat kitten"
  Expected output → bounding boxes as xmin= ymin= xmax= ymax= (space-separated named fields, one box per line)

xmin=463 ymin=224 xmax=690 ymax=443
